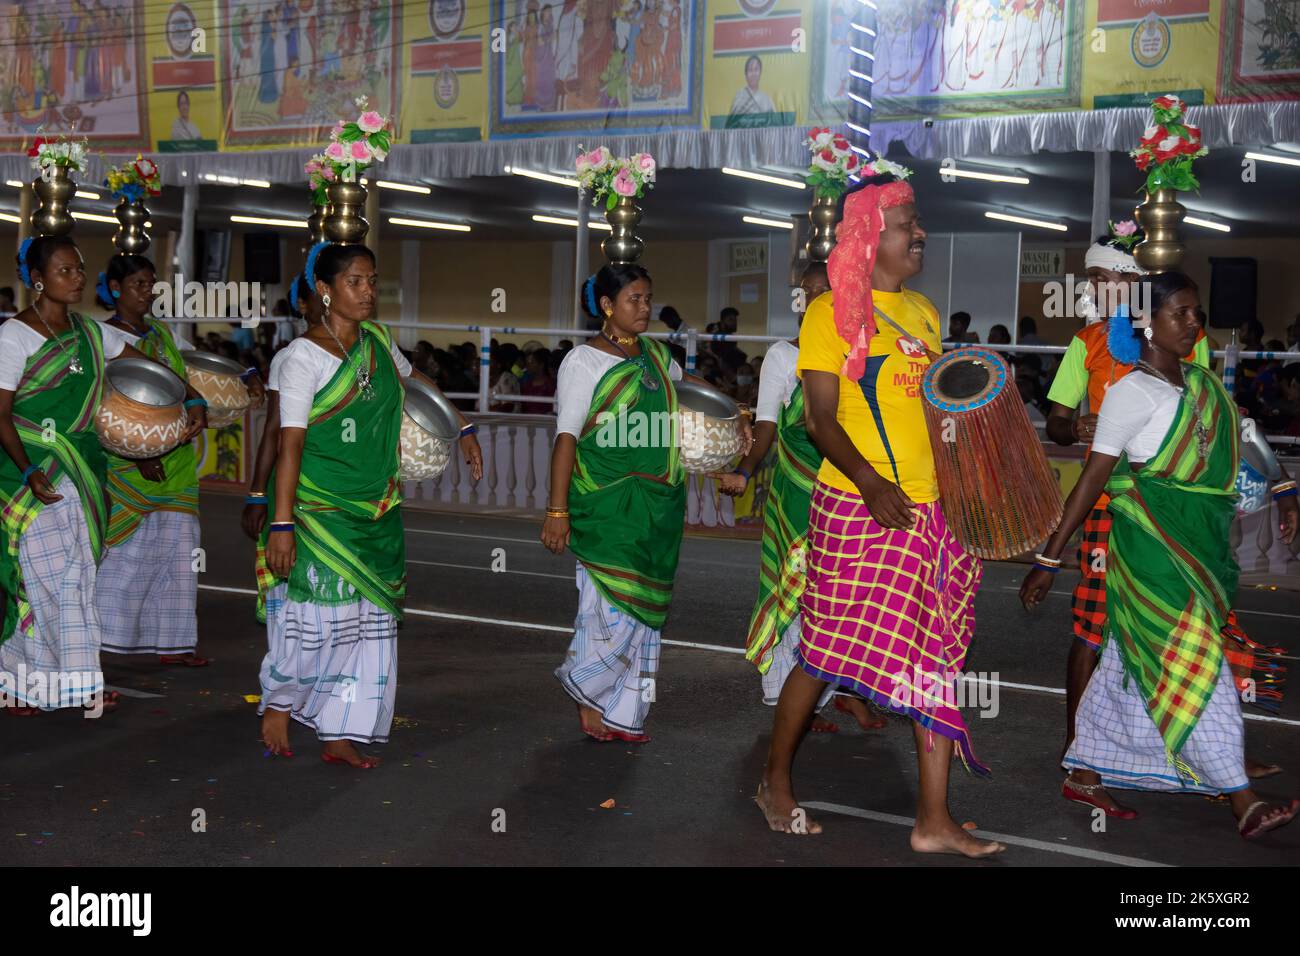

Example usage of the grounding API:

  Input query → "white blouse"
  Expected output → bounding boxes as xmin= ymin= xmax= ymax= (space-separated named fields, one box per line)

xmin=755 ymin=340 xmax=799 ymax=425
xmin=1092 ymin=370 xmax=1183 ymax=463
xmin=276 ymin=335 xmax=412 ymax=429
xmin=0 ymin=317 xmax=130 ymax=391
xmin=555 ymin=344 xmax=683 ymax=438
xmin=104 ymin=319 xmax=194 ymax=354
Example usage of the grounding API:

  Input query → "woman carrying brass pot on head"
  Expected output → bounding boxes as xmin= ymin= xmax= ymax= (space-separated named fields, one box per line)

xmin=0 ymin=237 xmax=206 ymax=715
xmin=542 ymin=264 xmax=751 ymax=743
xmin=257 ymin=243 xmax=482 ymax=768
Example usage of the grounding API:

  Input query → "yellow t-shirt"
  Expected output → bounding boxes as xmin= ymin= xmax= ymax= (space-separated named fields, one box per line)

xmin=796 ymin=288 xmax=941 ymax=504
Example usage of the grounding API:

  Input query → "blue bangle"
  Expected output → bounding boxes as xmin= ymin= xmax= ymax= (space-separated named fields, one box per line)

xmin=734 ymin=467 xmax=751 ymax=481
xmin=239 ymin=368 xmax=260 ymax=382
xmin=1274 ymin=488 xmax=1298 ymax=501
xmin=1034 ymin=563 xmax=1062 ymax=574
xmin=19 ymin=464 xmax=40 ymax=484
xmin=269 ymin=522 xmax=294 ymax=533
xmin=184 ymin=397 xmax=208 ymax=409
xmin=459 ymin=423 xmax=478 ymax=437
xmin=245 ymin=494 xmax=268 ymax=504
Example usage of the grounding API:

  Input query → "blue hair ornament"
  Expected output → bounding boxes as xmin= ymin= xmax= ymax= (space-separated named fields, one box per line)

xmin=1106 ymin=305 xmax=1142 ymax=366
xmin=289 ymin=271 xmax=304 ymax=313
xmin=96 ymin=271 xmax=115 ymax=306
xmin=305 ymin=241 xmax=329 ymax=289
xmin=583 ymin=275 xmax=598 ymax=317
xmin=17 ymin=236 xmax=35 ymax=288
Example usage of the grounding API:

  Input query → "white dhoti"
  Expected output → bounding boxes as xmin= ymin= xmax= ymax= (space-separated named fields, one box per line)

xmin=97 ymin=510 xmax=200 ymax=656
xmin=0 ymin=477 xmax=104 ymax=709
xmin=257 ymin=583 xmax=397 ymax=743
xmin=1064 ymin=641 xmax=1249 ymax=795
xmin=763 ymin=616 xmax=836 ymax=710
xmin=556 ymin=563 xmax=660 ymax=734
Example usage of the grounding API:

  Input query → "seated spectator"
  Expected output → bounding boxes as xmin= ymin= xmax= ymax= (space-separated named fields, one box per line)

xmin=945 ymin=311 xmax=980 ymax=344
xmin=1018 ymin=316 xmax=1046 ymax=346
xmin=521 ymin=348 xmax=556 ymax=413
xmin=0 ymin=285 xmax=16 ymax=319
xmin=1261 ymin=365 xmax=1300 ymax=437
xmin=489 ymin=346 xmax=522 ymax=413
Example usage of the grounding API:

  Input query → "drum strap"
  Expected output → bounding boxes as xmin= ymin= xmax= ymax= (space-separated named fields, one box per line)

xmin=873 ymin=306 xmax=940 ymax=362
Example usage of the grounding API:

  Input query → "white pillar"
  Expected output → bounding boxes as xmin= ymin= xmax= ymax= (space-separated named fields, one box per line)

xmin=550 ymin=240 xmax=574 ymax=327
xmin=178 ymin=182 xmax=198 ymax=282
xmin=573 ymin=187 xmax=589 ymax=329
xmin=1090 ymin=151 xmax=1110 ymax=243
xmin=399 ymin=238 xmax=420 ymax=350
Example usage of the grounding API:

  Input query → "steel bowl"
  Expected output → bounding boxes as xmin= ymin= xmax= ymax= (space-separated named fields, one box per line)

xmin=675 ymin=380 xmax=744 ymax=474
xmin=181 ymin=350 xmax=248 ymax=377
xmin=400 ymin=376 xmax=461 ymax=481
xmin=1240 ymin=417 xmax=1282 ymax=482
xmin=107 ymin=357 xmax=187 ymax=406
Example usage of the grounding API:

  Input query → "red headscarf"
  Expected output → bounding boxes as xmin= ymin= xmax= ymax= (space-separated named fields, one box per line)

xmin=826 ymin=180 xmax=915 ymax=381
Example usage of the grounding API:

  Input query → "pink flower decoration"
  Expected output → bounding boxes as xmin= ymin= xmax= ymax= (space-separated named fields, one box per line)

xmin=586 ymin=148 xmax=606 ymax=169
xmin=322 ymin=165 xmax=337 ymax=181
xmin=349 ymin=140 xmax=373 ymax=162
xmin=635 ymin=153 xmax=655 ymax=174
xmin=325 ymin=141 xmax=347 ymax=162
xmin=1112 ymin=220 xmax=1137 ymax=236
xmin=358 ymin=111 xmax=385 ymax=134
xmin=612 ymin=168 xmax=637 ymax=196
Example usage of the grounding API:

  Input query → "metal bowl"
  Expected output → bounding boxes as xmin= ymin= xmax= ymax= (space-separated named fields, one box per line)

xmin=107 ymin=358 xmax=187 ymax=406
xmin=180 ymin=350 xmax=249 ymax=376
xmin=1241 ymin=417 xmax=1282 ymax=482
xmin=404 ymin=376 xmax=461 ymax=439
xmin=675 ymin=380 xmax=744 ymax=474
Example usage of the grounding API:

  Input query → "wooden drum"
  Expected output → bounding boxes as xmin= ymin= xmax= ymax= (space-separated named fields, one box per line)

xmin=921 ymin=347 xmax=1062 ymax=559
xmin=400 ymin=376 xmax=460 ymax=481
xmin=95 ymin=358 xmax=189 ymax=460
xmin=182 ymin=351 xmax=258 ymax=428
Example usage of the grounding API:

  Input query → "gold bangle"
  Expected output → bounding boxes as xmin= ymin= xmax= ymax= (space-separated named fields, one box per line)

xmin=1272 ymin=480 xmax=1297 ymax=494
xmin=546 ymin=509 xmax=570 ymax=518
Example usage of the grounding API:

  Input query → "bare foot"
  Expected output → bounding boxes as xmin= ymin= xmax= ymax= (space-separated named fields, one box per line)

xmin=835 ymin=695 xmax=887 ymax=730
xmin=261 ymin=709 xmax=292 ymax=756
xmin=911 ymin=817 xmax=1006 ymax=858
xmin=810 ymin=713 xmax=838 ymax=734
xmin=576 ymin=702 xmax=612 ymax=740
xmin=754 ymin=779 xmax=822 ymax=835
xmin=1245 ymin=756 xmax=1282 ymax=779
xmin=322 ymin=740 xmax=380 ymax=768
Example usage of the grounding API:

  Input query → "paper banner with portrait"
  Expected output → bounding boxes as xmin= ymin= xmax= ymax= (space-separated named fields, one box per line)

xmin=404 ymin=0 xmax=487 ymax=143
xmin=150 ymin=1 xmax=221 ymax=152
xmin=704 ymin=0 xmax=807 ymax=129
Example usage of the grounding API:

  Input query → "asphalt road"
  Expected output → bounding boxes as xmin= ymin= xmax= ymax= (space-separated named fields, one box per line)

xmin=2 ymin=493 xmax=1298 ymax=867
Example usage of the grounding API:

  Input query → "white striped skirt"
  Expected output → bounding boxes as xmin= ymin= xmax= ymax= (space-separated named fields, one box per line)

xmin=257 ymin=583 xmax=398 ymax=744
xmin=97 ymin=510 xmax=200 ymax=656
xmin=0 ymin=476 xmax=104 ymax=710
xmin=763 ymin=615 xmax=836 ymax=711
xmin=555 ymin=563 xmax=660 ymax=734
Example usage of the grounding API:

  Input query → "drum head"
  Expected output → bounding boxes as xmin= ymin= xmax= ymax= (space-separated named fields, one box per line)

xmin=922 ymin=347 xmax=1008 ymax=413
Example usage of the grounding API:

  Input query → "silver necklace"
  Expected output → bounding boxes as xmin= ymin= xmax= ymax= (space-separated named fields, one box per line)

xmin=1137 ymin=360 xmax=1207 ymax=461
xmin=33 ymin=303 xmax=82 ymax=375
xmin=322 ymin=321 xmax=373 ymax=399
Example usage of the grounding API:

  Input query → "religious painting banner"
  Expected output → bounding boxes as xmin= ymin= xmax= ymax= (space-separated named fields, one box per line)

xmin=1217 ymin=0 xmax=1300 ymax=101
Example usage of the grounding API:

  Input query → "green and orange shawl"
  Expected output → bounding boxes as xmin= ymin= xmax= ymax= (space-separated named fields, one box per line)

xmin=104 ymin=320 xmax=199 ymax=547
xmin=257 ymin=322 xmax=406 ymax=620
xmin=0 ymin=315 xmax=109 ymax=642
xmin=568 ymin=338 xmax=686 ymax=630
xmin=745 ymin=381 xmax=822 ymax=672
xmin=1104 ymin=362 xmax=1240 ymax=766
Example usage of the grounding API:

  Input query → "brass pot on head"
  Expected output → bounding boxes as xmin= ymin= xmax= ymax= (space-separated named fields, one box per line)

xmin=806 ymin=192 xmax=840 ymax=263
xmin=30 ymin=165 xmax=76 ymax=237
xmin=602 ymin=195 xmax=644 ymax=265
xmin=1133 ymin=188 xmax=1186 ymax=274
xmin=113 ymin=197 xmax=151 ymax=253
xmin=307 ymin=202 xmax=329 ymax=245
xmin=322 ymin=180 xmax=368 ymax=244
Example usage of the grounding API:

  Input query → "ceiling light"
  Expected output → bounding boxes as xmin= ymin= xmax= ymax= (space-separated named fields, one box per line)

xmin=76 ymin=190 xmax=100 ymax=200
xmin=0 ymin=211 xmax=20 ymax=223
xmin=230 ymin=215 xmax=307 ymax=228
xmin=742 ymin=215 xmax=794 ymax=230
xmin=377 ymin=180 xmax=432 ymax=195
xmin=505 ymin=165 xmax=582 ymax=188
xmin=205 ymin=174 xmax=270 ymax=188
xmin=532 ymin=213 xmax=612 ymax=231
xmin=847 ymin=92 xmax=874 ymax=109
xmin=722 ymin=167 xmax=805 ymax=190
xmin=850 ymin=22 xmax=876 ymax=37
xmin=984 ymin=210 xmax=1067 ymax=232
xmin=845 ymin=120 xmax=871 ymax=138
xmin=849 ymin=46 xmax=875 ymax=61
xmin=70 ymin=211 xmax=117 ymax=224
xmin=943 ymin=164 xmax=1030 ymax=185
xmin=1184 ymin=215 xmax=1231 ymax=232
xmin=6 ymin=180 xmax=23 ymax=188
xmin=388 ymin=216 xmax=470 ymax=232
xmin=1244 ymin=150 xmax=1300 ymax=168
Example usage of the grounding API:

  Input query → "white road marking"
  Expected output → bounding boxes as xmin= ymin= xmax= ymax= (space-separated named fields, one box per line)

xmin=406 ymin=558 xmax=573 ymax=581
xmin=802 ymin=802 xmax=1172 ymax=867
xmin=408 ymin=528 xmax=540 ymax=545
xmin=105 ymin=684 xmax=165 ymax=700
xmin=196 ymin=585 xmax=1300 ymax=728
xmin=997 ymin=584 xmax=1300 ymax=621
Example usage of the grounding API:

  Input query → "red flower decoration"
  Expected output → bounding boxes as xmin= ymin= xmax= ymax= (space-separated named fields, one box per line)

xmin=833 ymin=137 xmax=849 ymax=150
xmin=846 ymin=154 xmax=858 ymax=169
xmin=1134 ymin=152 xmax=1152 ymax=171
xmin=1153 ymin=95 xmax=1178 ymax=110
xmin=26 ymin=136 xmax=49 ymax=158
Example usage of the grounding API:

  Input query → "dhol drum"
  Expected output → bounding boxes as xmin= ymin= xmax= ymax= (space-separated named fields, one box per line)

xmin=1235 ymin=417 xmax=1282 ymax=515
xmin=182 ymin=351 xmax=259 ymax=428
xmin=400 ymin=376 xmax=461 ymax=481
xmin=921 ymin=347 xmax=1063 ymax=560
xmin=675 ymin=380 xmax=745 ymax=474
xmin=95 ymin=358 xmax=189 ymax=460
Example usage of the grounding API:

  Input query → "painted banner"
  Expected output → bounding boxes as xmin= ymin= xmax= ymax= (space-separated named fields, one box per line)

xmin=1086 ymin=0 xmax=1221 ymax=108
xmin=704 ymin=0 xmax=806 ymax=128
xmin=151 ymin=1 xmax=221 ymax=152
xmin=1217 ymin=0 xmax=1300 ymax=101
xmin=406 ymin=0 xmax=486 ymax=143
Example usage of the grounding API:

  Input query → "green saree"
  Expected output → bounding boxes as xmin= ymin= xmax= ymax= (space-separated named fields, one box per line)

xmin=568 ymin=338 xmax=687 ymax=630
xmin=744 ymin=381 xmax=822 ymax=672
xmin=259 ymin=322 xmax=406 ymax=620
xmin=0 ymin=315 xmax=109 ymax=641
xmin=1104 ymin=362 xmax=1239 ymax=761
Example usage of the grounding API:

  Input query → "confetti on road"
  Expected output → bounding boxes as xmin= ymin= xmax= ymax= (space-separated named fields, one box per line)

xmin=600 ymin=798 xmax=616 ymax=809
xmin=243 ymin=695 xmax=261 ymax=704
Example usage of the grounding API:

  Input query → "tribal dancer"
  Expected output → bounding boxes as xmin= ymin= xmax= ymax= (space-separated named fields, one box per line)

xmin=542 ymin=264 xmax=749 ymax=743
xmin=1024 ymin=271 xmax=1299 ymax=840
xmin=94 ymin=255 xmax=259 ymax=666
xmin=258 ymin=244 xmax=481 ymax=767
xmin=754 ymin=176 xmax=1004 ymax=857
xmin=1045 ymin=229 xmax=1283 ymax=817
xmin=0 ymin=237 xmax=205 ymax=713
xmin=722 ymin=262 xmax=884 ymax=734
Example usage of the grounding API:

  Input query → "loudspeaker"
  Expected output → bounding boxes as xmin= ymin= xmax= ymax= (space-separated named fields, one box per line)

xmin=243 ymin=233 xmax=281 ymax=284
xmin=1207 ymin=257 xmax=1256 ymax=330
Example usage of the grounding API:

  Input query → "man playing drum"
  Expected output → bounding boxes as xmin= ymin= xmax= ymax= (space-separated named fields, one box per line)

xmin=754 ymin=168 xmax=1004 ymax=857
